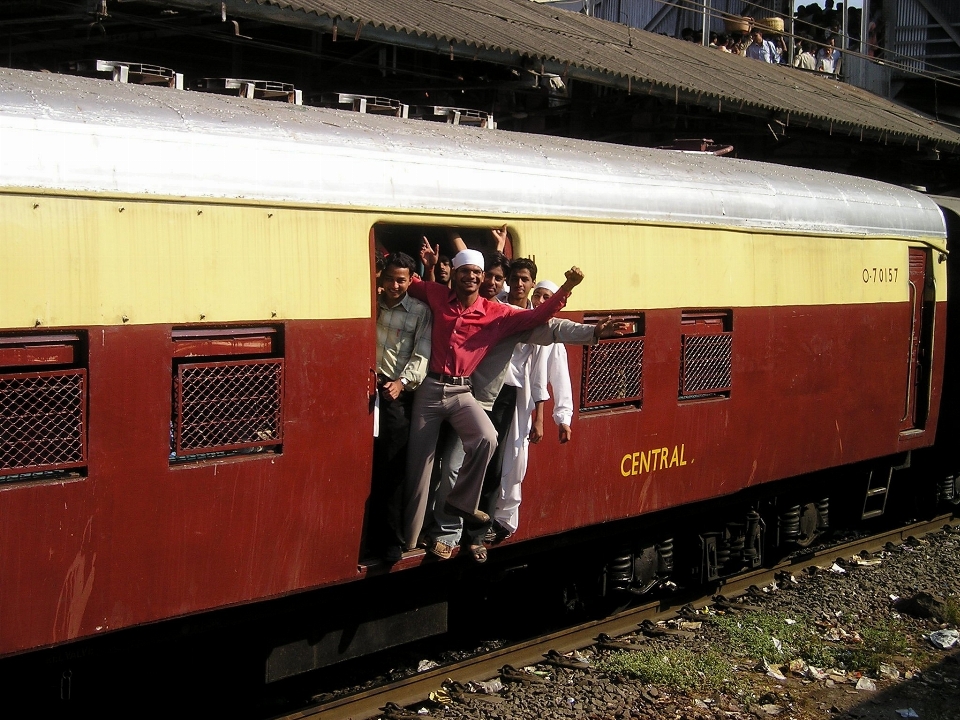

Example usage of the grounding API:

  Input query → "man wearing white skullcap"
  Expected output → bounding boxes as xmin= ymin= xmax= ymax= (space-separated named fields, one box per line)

xmin=395 ymin=239 xmax=586 ymax=559
xmin=420 ymin=244 xmax=631 ymax=562
xmin=452 ymin=248 xmax=485 ymax=272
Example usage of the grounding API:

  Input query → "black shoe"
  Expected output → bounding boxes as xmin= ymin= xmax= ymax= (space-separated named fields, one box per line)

xmin=384 ymin=544 xmax=403 ymax=564
xmin=443 ymin=502 xmax=490 ymax=529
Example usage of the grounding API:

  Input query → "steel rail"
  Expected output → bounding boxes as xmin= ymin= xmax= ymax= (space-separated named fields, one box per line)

xmin=279 ymin=514 xmax=956 ymax=720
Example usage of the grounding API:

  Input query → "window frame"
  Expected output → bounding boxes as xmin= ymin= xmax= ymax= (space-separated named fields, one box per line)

xmin=170 ymin=326 xmax=285 ymax=464
xmin=678 ymin=310 xmax=734 ymax=402
xmin=0 ymin=332 xmax=88 ymax=481
xmin=579 ymin=313 xmax=645 ymax=413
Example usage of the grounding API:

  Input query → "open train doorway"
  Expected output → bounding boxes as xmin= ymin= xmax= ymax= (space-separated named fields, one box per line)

xmin=362 ymin=222 xmax=516 ymax=563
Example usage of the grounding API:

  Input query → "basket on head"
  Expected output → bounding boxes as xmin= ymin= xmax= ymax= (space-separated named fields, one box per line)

xmin=755 ymin=16 xmax=785 ymax=33
xmin=723 ymin=16 xmax=752 ymax=34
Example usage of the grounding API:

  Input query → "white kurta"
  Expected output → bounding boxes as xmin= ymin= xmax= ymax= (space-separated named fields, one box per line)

xmin=494 ymin=341 xmax=573 ymax=533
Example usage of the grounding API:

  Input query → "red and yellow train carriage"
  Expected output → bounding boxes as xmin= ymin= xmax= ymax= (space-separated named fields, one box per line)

xmin=0 ymin=68 xmax=953 ymax=688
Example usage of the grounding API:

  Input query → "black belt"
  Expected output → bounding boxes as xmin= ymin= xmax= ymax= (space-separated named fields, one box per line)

xmin=428 ymin=371 xmax=472 ymax=386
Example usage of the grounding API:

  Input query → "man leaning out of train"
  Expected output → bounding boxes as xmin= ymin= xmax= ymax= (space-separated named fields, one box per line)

xmin=425 ymin=263 xmax=630 ymax=563
xmin=397 ymin=247 xmax=585 ymax=559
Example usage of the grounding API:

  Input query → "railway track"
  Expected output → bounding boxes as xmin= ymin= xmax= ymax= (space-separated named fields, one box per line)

xmin=279 ymin=515 xmax=957 ymax=720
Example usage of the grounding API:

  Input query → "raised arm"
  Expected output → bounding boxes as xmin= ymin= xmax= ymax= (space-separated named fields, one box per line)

xmin=492 ymin=225 xmax=509 ymax=253
xmin=448 ymin=230 xmax=467 ymax=253
xmin=420 ymin=236 xmax=439 ymax=282
xmin=496 ymin=267 xmax=584 ymax=338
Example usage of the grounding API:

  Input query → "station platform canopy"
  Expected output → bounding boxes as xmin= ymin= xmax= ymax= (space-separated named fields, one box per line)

xmin=152 ymin=0 xmax=960 ymax=152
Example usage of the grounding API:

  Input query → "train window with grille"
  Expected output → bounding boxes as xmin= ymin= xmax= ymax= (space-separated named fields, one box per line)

xmin=0 ymin=332 xmax=88 ymax=483
xmin=170 ymin=326 xmax=284 ymax=464
xmin=580 ymin=314 xmax=645 ymax=413
xmin=679 ymin=310 xmax=733 ymax=401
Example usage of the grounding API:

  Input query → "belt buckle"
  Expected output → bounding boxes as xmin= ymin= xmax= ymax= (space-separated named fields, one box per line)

xmin=432 ymin=371 xmax=469 ymax=386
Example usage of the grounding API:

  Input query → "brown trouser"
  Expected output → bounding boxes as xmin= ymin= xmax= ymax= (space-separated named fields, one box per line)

xmin=402 ymin=377 xmax=497 ymax=550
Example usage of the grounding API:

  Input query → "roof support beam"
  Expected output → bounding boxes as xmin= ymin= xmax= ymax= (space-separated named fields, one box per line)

xmin=643 ymin=3 xmax=672 ymax=32
xmin=914 ymin=0 xmax=960 ymax=55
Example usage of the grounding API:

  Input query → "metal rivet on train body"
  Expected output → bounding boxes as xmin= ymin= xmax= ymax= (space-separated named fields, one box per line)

xmin=268 ymin=213 xmax=273 ymax=218
xmin=122 ymin=315 xmax=129 ymax=323
xmin=118 ymin=207 xmax=124 ymax=213
xmin=271 ymin=311 xmax=277 ymax=318
xmin=200 ymin=313 xmax=206 ymax=320
xmin=33 ymin=203 xmax=39 ymax=209
xmin=197 ymin=210 xmax=203 ymax=215
xmin=34 ymin=319 xmax=41 ymax=327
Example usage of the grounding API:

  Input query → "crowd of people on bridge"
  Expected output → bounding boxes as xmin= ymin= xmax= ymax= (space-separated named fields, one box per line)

xmin=676 ymin=1 xmax=885 ymax=76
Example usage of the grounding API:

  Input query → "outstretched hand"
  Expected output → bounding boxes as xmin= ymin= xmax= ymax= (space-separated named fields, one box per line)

xmin=420 ymin=236 xmax=439 ymax=268
xmin=594 ymin=316 xmax=634 ymax=339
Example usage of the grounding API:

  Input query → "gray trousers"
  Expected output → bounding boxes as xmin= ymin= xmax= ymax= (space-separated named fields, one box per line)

xmin=402 ymin=377 xmax=497 ymax=550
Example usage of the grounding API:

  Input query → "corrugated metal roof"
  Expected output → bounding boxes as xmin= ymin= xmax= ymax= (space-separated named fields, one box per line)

xmin=188 ymin=0 xmax=960 ymax=150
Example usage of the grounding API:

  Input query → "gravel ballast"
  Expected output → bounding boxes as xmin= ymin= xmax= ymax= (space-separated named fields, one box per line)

xmin=394 ymin=524 xmax=960 ymax=720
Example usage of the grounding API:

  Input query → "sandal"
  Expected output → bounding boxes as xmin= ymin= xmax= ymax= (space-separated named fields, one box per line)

xmin=426 ymin=540 xmax=454 ymax=560
xmin=468 ymin=544 xmax=487 ymax=564
xmin=483 ymin=520 xmax=512 ymax=545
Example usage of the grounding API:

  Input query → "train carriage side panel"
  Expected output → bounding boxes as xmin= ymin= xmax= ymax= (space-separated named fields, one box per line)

xmin=512 ymin=219 xmax=946 ymax=539
xmin=0 ymin=193 xmax=377 ymax=656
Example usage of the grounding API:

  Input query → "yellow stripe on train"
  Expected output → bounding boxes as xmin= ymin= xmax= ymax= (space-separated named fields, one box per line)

xmin=0 ymin=193 xmax=945 ymax=328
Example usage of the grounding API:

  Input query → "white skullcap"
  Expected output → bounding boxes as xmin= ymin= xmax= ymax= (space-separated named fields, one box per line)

xmin=534 ymin=280 xmax=560 ymax=293
xmin=452 ymin=249 xmax=485 ymax=270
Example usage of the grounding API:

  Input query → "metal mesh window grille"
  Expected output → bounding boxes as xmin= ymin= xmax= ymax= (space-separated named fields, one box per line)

xmin=680 ymin=333 xmax=733 ymax=397
xmin=173 ymin=359 xmax=284 ymax=456
xmin=581 ymin=338 xmax=644 ymax=410
xmin=0 ymin=369 xmax=87 ymax=476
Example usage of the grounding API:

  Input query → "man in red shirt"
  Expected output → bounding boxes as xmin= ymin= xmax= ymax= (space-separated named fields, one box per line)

xmin=399 ymin=249 xmax=583 ymax=554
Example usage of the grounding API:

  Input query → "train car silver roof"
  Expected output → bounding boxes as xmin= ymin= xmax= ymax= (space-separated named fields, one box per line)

xmin=0 ymin=68 xmax=947 ymax=245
